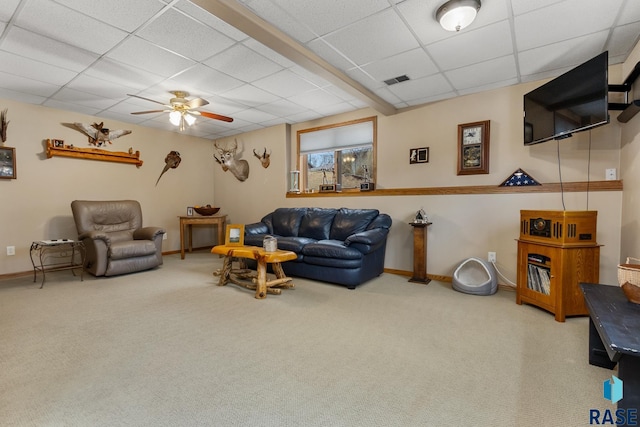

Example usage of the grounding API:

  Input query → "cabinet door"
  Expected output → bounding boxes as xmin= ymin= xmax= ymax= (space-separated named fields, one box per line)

xmin=517 ymin=242 xmax=555 ymax=309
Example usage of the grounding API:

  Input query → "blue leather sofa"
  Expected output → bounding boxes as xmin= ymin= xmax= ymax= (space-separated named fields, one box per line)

xmin=244 ymin=207 xmax=392 ymax=289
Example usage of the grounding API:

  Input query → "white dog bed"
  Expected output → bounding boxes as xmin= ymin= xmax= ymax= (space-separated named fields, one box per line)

xmin=452 ymin=257 xmax=497 ymax=296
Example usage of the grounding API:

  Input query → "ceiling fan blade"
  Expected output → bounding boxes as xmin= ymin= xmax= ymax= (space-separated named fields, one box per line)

xmin=186 ymin=97 xmax=209 ymax=109
xmin=196 ymin=110 xmax=234 ymax=123
xmin=131 ymin=109 xmax=169 ymax=115
xmin=127 ymin=94 xmax=170 ymax=107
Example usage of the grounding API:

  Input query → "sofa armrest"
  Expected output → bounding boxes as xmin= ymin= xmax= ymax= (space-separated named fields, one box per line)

xmin=345 ymin=228 xmax=388 ymax=246
xmin=344 ymin=228 xmax=389 ymax=254
xmin=78 ymin=230 xmax=111 ymax=244
xmin=134 ymin=227 xmax=165 ymax=240
xmin=245 ymin=222 xmax=269 ymax=235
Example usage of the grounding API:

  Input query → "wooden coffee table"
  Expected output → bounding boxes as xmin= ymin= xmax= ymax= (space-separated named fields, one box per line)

xmin=211 ymin=245 xmax=297 ymax=299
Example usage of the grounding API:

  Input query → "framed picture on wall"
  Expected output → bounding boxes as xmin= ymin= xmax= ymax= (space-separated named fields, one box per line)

xmin=0 ymin=146 xmax=16 ymax=179
xmin=409 ymin=147 xmax=429 ymax=164
xmin=225 ymin=224 xmax=245 ymax=246
xmin=457 ymin=120 xmax=490 ymax=175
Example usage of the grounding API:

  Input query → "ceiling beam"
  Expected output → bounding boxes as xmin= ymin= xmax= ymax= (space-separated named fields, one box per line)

xmin=191 ymin=0 xmax=397 ymax=116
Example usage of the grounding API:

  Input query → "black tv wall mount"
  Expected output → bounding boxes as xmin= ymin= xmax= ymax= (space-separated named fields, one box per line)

xmin=609 ymin=60 xmax=640 ymax=123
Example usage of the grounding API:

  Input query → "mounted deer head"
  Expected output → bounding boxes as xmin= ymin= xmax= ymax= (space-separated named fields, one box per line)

xmin=214 ymin=139 xmax=249 ymax=181
xmin=253 ymin=147 xmax=271 ymax=168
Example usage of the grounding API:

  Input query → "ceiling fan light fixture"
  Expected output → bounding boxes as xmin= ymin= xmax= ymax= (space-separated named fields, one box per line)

xmin=436 ymin=0 xmax=481 ymax=32
xmin=169 ymin=110 xmax=181 ymax=126
xmin=184 ymin=113 xmax=196 ymax=126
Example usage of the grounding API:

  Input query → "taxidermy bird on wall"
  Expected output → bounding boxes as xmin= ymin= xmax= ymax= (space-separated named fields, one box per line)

xmin=0 ymin=109 xmax=8 ymax=143
xmin=156 ymin=151 xmax=181 ymax=186
xmin=73 ymin=122 xmax=132 ymax=147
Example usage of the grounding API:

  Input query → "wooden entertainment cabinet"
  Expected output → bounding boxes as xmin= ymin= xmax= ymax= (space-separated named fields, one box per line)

xmin=516 ymin=210 xmax=600 ymax=322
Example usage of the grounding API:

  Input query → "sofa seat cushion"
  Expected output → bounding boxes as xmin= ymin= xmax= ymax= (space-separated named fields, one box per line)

xmin=302 ymin=256 xmax=362 ymax=269
xmin=243 ymin=234 xmax=315 ymax=254
xmin=276 ymin=236 xmax=316 ymax=253
xmin=109 ymin=240 xmax=157 ymax=260
xmin=108 ymin=230 xmax=135 ymax=243
xmin=302 ymin=240 xmax=363 ymax=260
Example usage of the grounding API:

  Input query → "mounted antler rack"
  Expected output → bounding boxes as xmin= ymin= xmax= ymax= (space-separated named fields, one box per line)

xmin=46 ymin=139 xmax=143 ymax=167
xmin=609 ymin=61 xmax=640 ymax=123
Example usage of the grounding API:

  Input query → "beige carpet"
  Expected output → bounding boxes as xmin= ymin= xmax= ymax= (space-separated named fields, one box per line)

xmin=0 ymin=252 xmax=612 ymax=426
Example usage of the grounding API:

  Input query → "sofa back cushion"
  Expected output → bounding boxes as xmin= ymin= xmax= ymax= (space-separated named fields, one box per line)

xmin=367 ymin=213 xmax=392 ymax=230
xmin=298 ymin=208 xmax=337 ymax=240
xmin=271 ymin=208 xmax=306 ymax=237
xmin=330 ymin=208 xmax=379 ymax=241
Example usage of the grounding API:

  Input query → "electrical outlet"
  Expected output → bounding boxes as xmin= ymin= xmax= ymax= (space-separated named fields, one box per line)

xmin=605 ymin=168 xmax=617 ymax=181
xmin=7 ymin=246 xmax=15 ymax=256
xmin=163 ymin=233 xmax=167 ymax=241
xmin=488 ymin=252 xmax=496 ymax=263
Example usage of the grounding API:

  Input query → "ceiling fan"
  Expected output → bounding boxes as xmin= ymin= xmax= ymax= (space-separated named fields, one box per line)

xmin=128 ymin=91 xmax=233 ymax=131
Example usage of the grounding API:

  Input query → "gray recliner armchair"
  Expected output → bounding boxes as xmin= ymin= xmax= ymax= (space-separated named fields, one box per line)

xmin=71 ymin=200 xmax=165 ymax=277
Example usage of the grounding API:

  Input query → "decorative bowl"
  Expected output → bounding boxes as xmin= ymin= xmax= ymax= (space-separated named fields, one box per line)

xmin=622 ymin=282 xmax=640 ymax=305
xmin=194 ymin=206 xmax=220 ymax=216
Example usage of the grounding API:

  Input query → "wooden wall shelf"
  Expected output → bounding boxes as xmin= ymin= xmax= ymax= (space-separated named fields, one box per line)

xmin=286 ymin=180 xmax=622 ymax=198
xmin=46 ymin=139 xmax=143 ymax=167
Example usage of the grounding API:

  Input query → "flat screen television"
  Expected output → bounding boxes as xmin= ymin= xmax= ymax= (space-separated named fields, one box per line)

xmin=523 ymin=51 xmax=609 ymax=145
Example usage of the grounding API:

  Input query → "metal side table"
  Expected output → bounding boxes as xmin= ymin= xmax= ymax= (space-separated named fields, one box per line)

xmin=30 ymin=240 xmax=85 ymax=288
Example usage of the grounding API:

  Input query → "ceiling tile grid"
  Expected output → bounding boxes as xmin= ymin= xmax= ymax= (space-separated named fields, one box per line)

xmin=0 ymin=0 xmax=638 ymax=140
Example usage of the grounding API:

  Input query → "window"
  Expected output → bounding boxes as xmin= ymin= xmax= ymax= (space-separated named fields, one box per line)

xmin=297 ymin=117 xmax=376 ymax=191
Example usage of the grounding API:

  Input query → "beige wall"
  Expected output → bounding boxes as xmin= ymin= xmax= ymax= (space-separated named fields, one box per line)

xmin=214 ymin=67 xmax=627 ymax=286
xmin=0 ymin=98 xmax=216 ymax=275
xmin=4 ymin=55 xmax=635 ymax=286
xmin=620 ymin=41 xmax=640 ymax=264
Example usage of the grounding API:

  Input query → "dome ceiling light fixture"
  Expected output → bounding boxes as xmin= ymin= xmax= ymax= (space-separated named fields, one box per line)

xmin=436 ymin=0 xmax=481 ymax=32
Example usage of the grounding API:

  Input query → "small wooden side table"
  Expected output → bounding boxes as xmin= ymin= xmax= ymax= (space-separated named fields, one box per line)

xmin=179 ymin=214 xmax=227 ymax=259
xmin=212 ymin=245 xmax=297 ymax=299
xmin=409 ymin=222 xmax=432 ymax=284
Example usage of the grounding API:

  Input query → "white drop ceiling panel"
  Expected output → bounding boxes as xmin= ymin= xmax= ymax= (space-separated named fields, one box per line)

xmin=321 ymin=9 xmax=420 ymax=66
xmin=83 ymin=58 xmax=166 ymax=90
xmin=427 ymin=21 xmax=514 ymax=71
xmin=446 ymin=56 xmax=518 ymax=91
xmin=165 ymin=64 xmax=244 ymax=95
xmin=270 ymin=0 xmax=391 ymax=37
xmin=360 ymin=48 xmax=439 ymax=83
xmin=137 ymin=8 xmax=236 ymax=61
xmin=0 ymin=51 xmax=76 ymax=86
xmin=15 ymin=0 xmax=128 ymax=55
xmin=53 ymin=0 xmax=165 ymax=32
xmin=287 ymin=88 xmax=343 ymax=110
xmin=387 ymin=73 xmax=453 ymax=102
xmin=2 ymin=27 xmax=100 ymax=72
xmin=204 ymin=43 xmax=283 ymax=83
xmin=106 ymin=36 xmax=196 ymax=77
xmin=518 ymin=32 xmax=610 ymax=78
xmin=0 ymin=71 xmax=60 ymax=98
xmin=0 ymin=0 xmax=638 ymax=139
xmin=514 ymin=0 xmax=621 ymax=51
xmin=240 ymin=0 xmax=317 ymax=43
xmin=220 ymin=84 xmax=280 ymax=107
xmin=0 ymin=0 xmax=22 ymax=21
xmin=253 ymin=70 xmax=318 ymax=98
xmin=65 ymin=74 xmax=140 ymax=101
